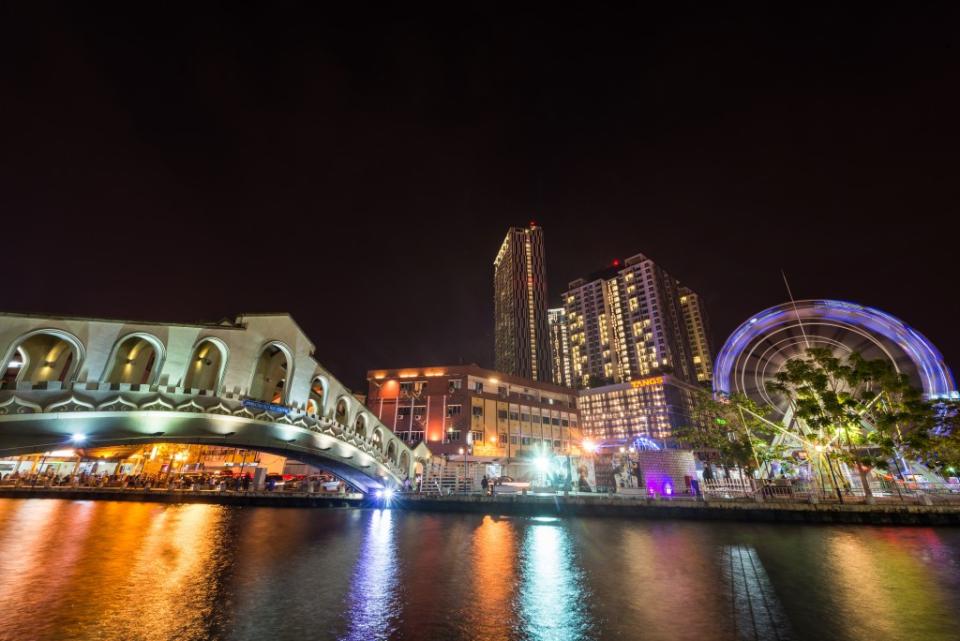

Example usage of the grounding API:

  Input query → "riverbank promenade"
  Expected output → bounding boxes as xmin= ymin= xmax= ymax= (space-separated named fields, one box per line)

xmin=4 ymin=484 xmax=960 ymax=525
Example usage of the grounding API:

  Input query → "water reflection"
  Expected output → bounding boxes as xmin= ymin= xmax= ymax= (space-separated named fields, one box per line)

xmin=2 ymin=500 xmax=960 ymax=641
xmin=341 ymin=509 xmax=399 ymax=641
xmin=826 ymin=529 xmax=959 ymax=641
xmin=606 ymin=524 xmax=735 ymax=641
xmin=471 ymin=516 xmax=519 ymax=641
xmin=518 ymin=519 xmax=593 ymax=641
xmin=721 ymin=545 xmax=792 ymax=641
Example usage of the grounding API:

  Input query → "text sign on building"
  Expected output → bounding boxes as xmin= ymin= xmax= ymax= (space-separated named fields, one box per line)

xmin=630 ymin=376 xmax=665 ymax=389
xmin=241 ymin=399 xmax=291 ymax=415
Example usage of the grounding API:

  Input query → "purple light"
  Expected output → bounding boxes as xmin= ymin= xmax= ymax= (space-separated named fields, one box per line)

xmin=714 ymin=299 xmax=957 ymax=401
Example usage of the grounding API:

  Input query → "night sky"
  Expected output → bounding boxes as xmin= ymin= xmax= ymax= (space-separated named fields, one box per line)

xmin=2 ymin=4 xmax=959 ymax=391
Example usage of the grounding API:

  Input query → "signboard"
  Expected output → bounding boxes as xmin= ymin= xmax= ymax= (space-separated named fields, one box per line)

xmin=630 ymin=376 xmax=665 ymax=389
xmin=242 ymin=399 xmax=291 ymax=415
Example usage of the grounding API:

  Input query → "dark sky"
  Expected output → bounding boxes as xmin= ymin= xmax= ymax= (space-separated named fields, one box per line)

xmin=2 ymin=3 xmax=959 ymax=391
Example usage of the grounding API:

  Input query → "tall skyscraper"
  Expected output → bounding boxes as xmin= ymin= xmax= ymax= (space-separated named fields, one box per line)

xmin=563 ymin=253 xmax=699 ymax=387
xmin=494 ymin=223 xmax=551 ymax=382
xmin=548 ymin=307 xmax=573 ymax=387
xmin=679 ymin=286 xmax=714 ymax=383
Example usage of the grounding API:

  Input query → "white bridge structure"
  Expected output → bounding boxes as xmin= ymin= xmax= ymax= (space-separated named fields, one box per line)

xmin=0 ymin=312 xmax=424 ymax=492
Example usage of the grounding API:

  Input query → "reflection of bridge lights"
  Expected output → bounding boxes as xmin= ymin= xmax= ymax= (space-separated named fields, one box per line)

xmin=71 ymin=433 xmax=86 ymax=443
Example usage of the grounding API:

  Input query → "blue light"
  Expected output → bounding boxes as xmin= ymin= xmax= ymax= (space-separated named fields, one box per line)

xmin=713 ymin=299 xmax=957 ymax=401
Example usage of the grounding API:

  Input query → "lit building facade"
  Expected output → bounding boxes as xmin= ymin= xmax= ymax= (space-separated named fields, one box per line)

xmin=563 ymin=253 xmax=699 ymax=387
xmin=366 ymin=364 xmax=580 ymax=457
xmin=577 ymin=374 xmax=699 ymax=443
xmin=548 ymin=308 xmax=573 ymax=388
xmin=494 ymin=223 xmax=552 ymax=382
xmin=679 ymin=286 xmax=714 ymax=383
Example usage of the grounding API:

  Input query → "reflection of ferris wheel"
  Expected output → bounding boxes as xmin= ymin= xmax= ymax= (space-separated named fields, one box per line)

xmin=713 ymin=300 xmax=957 ymax=415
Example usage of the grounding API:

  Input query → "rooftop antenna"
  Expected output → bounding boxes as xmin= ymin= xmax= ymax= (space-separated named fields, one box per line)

xmin=781 ymin=269 xmax=810 ymax=349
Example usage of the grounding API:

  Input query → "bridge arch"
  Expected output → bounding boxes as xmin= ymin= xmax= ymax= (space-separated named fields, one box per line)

xmin=1 ymin=328 xmax=85 ymax=387
xmin=354 ymin=413 xmax=367 ymax=440
xmin=248 ymin=341 xmax=294 ymax=404
xmin=102 ymin=332 xmax=166 ymax=386
xmin=183 ymin=337 xmax=228 ymax=393
xmin=334 ymin=396 xmax=350 ymax=426
xmin=386 ymin=439 xmax=398 ymax=464
xmin=307 ymin=375 xmax=329 ymax=417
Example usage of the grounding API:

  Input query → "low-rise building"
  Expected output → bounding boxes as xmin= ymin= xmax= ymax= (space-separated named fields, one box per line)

xmin=577 ymin=374 xmax=700 ymax=445
xmin=366 ymin=364 xmax=581 ymax=457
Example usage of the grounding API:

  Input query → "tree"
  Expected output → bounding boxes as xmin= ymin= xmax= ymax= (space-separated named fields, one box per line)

xmin=674 ymin=390 xmax=774 ymax=478
xmin=765 ymin=348 xmax=940 ymax=500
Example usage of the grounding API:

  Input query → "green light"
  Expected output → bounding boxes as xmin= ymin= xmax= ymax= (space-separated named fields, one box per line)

xmin=715 ymin=418 xmax=727 ymax=425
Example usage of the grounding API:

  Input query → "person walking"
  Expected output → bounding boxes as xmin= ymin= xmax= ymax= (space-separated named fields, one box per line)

xmin=481 ymin=475 xmax=489 ymax=496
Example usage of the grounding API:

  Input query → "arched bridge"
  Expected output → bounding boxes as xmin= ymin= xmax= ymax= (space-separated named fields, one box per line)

xmin=0 ymin=312 xmax=425 ymax=492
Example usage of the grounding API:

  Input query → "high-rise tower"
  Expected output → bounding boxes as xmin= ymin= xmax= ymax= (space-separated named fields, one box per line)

xmin=679 ymin=286 xmax=714 ymax=383
xmin=563 ymin=253 xmax=699 ymax=387
xmin=548 ymin=307 xmax=573 ymax=387
xmin=494 ymin=223 xmax=551 ymax=382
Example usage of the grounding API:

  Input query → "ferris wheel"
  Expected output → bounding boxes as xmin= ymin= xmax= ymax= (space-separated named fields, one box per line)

xmin=713 ymin=299 xmax=957 ymax=416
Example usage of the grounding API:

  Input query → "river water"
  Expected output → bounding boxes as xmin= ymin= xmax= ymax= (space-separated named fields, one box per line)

xmin=0 ymin=499 xmax=958 ymax=641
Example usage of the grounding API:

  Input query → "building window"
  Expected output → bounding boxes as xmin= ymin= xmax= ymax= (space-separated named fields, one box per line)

xmin=471 ymin=406 xmax=483 ymax=417
xmin=510 ymin=436 xmax=518 ymax=445
xmin=470 ymin=430 xmax=483 ymax=443
xmin=509 ymin=411 xmax=519 ymax=421
xmin=449 ymin=378 xmax=462 ymax=393
xmin=474 ymin=381 xmax=484 ymax=393
xmin=497 ymin=409 xmax=508 ymax=420
xmin=447 ymin=404 xmax=462 ymax=417
xmin=498 ymin=433 xmax=507 ymax=446
xmin=521 ymin=436 xmax=531 ymax=446
xmin=447 ymin=430 xmax=462 ymax=442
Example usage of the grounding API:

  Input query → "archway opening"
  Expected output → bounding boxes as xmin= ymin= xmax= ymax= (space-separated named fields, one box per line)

xmin=308 ymin=377 xmax=327 ymax=416
xmin=399 ymin=451 xmax=410 ymax=475
xmin=387 ymin=441 xmax=398 ymax=464
xmin=372 ymin=429 xmax=383 ymax=452
xmin=354 ymin=415 xmax=367 ymax=440
xmin=183 ymin=339 xmax=224 ymax=391
xmin=249 ymin=345 xmax=288 ymax=403
xmin=3 ymin=333 xmax=80 ymax=387
xmin=106 ymin=336 xmax=159 ymax=385
xmin=335 ymin=398 xmax=348 ymax=425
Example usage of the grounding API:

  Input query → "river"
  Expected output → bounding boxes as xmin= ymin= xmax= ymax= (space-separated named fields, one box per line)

xmin=0 ymin=499 xmax=958 ymax=641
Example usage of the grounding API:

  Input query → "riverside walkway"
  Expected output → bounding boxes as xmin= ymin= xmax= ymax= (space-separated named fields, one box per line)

xmin=4 ymin=484 xmax=960 ymax=525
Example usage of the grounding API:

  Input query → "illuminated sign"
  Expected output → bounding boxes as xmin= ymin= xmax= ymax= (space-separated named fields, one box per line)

xmin=242 ymin=399 xmax=290 ymax=415
xmin=630 ymin=376 xmax=664 ymax=389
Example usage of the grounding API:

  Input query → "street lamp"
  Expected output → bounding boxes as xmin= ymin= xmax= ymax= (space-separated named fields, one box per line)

xmin=458 ymin=447 xmax=466 ymax=493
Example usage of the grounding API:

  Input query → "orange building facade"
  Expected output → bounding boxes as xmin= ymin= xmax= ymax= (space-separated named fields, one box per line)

xmin=366 ymin=364 xmax=581 ymax=457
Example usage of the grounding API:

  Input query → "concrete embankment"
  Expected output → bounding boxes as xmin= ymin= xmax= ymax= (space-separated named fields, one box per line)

xmin=395 ymin=493 xmax=960 ymax=526
xmin=0 ymin=486 xmax=363 ymax=508
xmin=4 ymin=487 xmax=960 ymax=525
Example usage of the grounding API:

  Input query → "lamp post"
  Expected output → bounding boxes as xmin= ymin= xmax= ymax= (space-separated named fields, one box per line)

xmin=458 ymin=447 xmax=465 ymax=493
